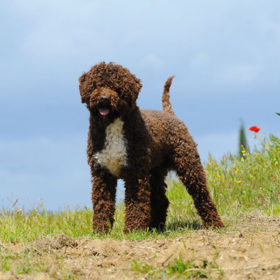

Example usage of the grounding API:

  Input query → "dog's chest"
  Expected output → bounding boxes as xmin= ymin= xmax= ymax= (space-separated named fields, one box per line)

xmin=94 ymin=118 xmax=128 ymax=177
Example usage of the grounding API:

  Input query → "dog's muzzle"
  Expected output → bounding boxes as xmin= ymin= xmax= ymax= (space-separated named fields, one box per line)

xmin=98 ymin=97 xmax=111 ymax=116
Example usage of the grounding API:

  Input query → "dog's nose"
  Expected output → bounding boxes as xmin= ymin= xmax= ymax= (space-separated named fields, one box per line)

xmin=101 ymin=95 xmax=109 ymax=101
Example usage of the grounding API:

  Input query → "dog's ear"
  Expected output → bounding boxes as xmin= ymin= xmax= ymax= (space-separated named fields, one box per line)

xmin=78 ymin=73 xmax=90 ymax=104
xmin=120 ymin=76 xmax=142 ymax=106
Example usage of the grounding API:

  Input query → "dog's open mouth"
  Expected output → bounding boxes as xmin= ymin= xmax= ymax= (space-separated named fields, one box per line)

xmin=98 ymin=108 xmax=110 ymax=116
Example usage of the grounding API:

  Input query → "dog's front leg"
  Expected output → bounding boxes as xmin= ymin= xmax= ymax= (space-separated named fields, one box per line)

xmin=124 ymin=175 xmax=152 ymax=232
xmin=91 ymin=169 xmax=117 ymax=233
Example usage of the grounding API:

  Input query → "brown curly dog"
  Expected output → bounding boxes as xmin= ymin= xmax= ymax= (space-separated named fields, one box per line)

xmin=79 ymin=62 xmax=224 ymax=233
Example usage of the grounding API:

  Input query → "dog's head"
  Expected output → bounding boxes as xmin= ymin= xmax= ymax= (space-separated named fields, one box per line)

xmin=79 ymin=62 xmax=142 ymax=122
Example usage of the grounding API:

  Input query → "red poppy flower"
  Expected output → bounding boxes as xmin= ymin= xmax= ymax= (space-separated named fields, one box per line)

xmin=248 ymin=126 xmax=260 ymax=133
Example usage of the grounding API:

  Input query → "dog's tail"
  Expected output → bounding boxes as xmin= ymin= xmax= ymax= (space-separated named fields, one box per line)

xmin=162 ymin=76 xmax=175 ymax=115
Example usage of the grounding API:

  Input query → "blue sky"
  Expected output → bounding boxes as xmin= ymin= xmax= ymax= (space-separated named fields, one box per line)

xmin=1 ymin=0 xmax=279 ymax=210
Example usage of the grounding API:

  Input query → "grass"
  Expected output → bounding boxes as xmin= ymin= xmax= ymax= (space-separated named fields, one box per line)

xmin=205 ymin=134 xmax=280 ymax=216
xmin=131 ymin=256 xmax=224 ymax=279
xmin=0 ymin=247 xmax=75 ymax=279
xmin=0 ymin=135 xmax=279 ymax=243
xmin=167 ymin=257 xmax=224 ymax=279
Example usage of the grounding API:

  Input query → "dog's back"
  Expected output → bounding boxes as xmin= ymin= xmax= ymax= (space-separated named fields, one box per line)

xmin=140 ymin=76 xmax=192 ymax=165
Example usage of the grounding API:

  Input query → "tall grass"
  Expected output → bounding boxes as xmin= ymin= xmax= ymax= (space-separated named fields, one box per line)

xmin=206 ymin=134 xmax=280 ymax=216
xmin=164 ymin=134 xmax=280 ymax=228
xmin=0 ymin=135 xmax=279 ymax=242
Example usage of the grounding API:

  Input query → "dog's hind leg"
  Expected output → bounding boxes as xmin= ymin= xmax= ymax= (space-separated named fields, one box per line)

xmin=149 ymin=168 xmax=169 ymax=231
xmin=173 ymin=143 xmax=224 ymax=228
xmin=91 ymin=170 xmax=117 ymax=233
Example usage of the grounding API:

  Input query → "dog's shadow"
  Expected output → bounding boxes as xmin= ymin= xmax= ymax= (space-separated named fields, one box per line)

xmin=152 ymin=219 xmax=202 ymax=234
xmin=167 ymin=220 xmax=202 ymax=230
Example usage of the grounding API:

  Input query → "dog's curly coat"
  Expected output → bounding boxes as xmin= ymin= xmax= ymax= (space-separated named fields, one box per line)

xmin=79 ymin=62 xmax=224 ymax=232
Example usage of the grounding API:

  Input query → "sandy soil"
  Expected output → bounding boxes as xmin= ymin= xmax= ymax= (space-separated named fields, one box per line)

xmin=1 ymin=214 xmax=280 ymax=279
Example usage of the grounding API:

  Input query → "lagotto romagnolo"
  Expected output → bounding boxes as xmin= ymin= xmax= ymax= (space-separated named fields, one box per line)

xmin=79 ymin=62 xmax=224 ymax=233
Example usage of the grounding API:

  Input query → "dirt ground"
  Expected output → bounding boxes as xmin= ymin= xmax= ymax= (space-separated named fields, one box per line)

xmin=1 ymin=214 xmax=280 ymax=280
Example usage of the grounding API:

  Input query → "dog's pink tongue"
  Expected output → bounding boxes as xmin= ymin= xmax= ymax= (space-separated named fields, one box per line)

xmin=99 ymin=108 xmax=109 ymax=116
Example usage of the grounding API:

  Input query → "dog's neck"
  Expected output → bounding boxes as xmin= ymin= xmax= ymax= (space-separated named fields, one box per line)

xmin=88 ymin=104 xmax=142 ymax=156
xmin=121 ymin=105 xmax=142 ymax=123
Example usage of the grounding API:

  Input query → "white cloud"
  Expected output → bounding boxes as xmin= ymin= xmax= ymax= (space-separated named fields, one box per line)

xmin=2 ymin=0 xmax=280 ymax=100
xmin=189 ymin=53 xmax=210 ymax=70
xmin=145 ymin=55 xmax=164 ymax=69
xmin=214 ymin=64 xmax=260 ymax=86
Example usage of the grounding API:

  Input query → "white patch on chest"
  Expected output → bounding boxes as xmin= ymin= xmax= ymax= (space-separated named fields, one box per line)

xmin=94 ymin=118 xmax=127 ymax=177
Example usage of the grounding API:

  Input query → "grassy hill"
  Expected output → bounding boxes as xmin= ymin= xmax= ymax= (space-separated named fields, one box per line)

xmin=0 ymin=135 xmax=279 ymax=279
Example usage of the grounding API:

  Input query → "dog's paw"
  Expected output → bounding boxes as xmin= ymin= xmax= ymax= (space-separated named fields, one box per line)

xmin=203 ymin=219 xmax=225 ymax=229
xmin=92 ymin=221 xmax=111 ymax=234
